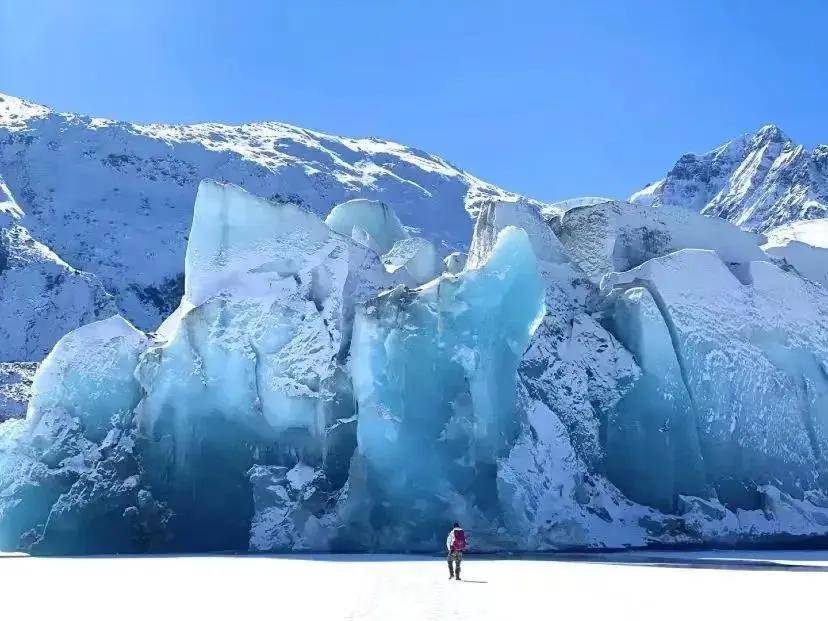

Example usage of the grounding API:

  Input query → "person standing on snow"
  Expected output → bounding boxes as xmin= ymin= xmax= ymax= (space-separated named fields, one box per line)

xmin=446 ymin=522 xmax=466 ymax=580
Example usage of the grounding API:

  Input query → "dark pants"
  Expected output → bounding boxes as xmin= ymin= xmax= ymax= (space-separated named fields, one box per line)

xmin=447 ymin=550 xmax=462 ymax=577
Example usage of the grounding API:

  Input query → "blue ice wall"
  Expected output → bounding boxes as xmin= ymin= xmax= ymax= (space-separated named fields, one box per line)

xmin=0 ymin=316 xmax=169 ymax=553
xmin=347 ymin=226 xmax=544 ymax=548
xmin=133 ymin=181 xmax=389 ymax=551
xmin=0 ymin=182 xmax=392 ymax=553
xmin=602 ymin=250 xmax=828 ymax=511
xmin=607 ymin=286 xmax=707 ymax=512
xmin=6 ymin=183 xmax=828 ymax=554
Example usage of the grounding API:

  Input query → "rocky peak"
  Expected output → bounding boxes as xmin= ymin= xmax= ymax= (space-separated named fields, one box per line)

xmin=631 ymin=124 xmax=827 ymax=232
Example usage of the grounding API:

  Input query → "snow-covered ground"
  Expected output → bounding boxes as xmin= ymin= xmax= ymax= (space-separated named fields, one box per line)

xmin=1 ymin=552 xmax=826 ymax=620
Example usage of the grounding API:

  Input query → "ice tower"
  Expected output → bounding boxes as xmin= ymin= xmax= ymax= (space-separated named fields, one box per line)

xmin=345 ymin=226 xmax=544 ymax=549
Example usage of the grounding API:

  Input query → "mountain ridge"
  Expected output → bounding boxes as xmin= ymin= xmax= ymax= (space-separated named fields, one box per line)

xmin=0 ymin=91 xmax=537 ymax=340
xmin=631 ymin=124 xmax=828 ymax=232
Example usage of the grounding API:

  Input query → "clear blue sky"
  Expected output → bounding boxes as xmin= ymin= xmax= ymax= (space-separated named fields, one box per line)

xmin=1 ymin=1 xmax=825 ymax=202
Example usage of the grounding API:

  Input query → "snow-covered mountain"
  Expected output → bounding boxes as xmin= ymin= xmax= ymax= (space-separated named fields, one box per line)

xmin=631 ymin=124 xmax=828 ymax=232
xmin=4 ymin=93 xmax=828 ymax=554
xmin=0 ymin=92 xmax=530 ymax=336
xmin=0 ymin=175 xmax=115 ymax=362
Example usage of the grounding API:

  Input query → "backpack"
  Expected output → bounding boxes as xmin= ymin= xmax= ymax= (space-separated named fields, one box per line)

xmin=452 ymin=528 xmax=466 ymax=551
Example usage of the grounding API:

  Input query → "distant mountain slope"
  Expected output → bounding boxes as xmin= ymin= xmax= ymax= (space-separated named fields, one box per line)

xmin=631 ymin=125 xmax=828 ymax=232
xmin=0 ymin=174 xmax=114 ymax=361
xmin=0 ymin=93 xmax=533 ymax=332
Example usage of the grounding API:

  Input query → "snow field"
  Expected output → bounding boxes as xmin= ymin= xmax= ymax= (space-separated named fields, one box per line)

xmin=0 ymin=553 xmax=826 ymax=621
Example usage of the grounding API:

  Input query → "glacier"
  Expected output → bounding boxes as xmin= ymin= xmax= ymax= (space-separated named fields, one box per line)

xmin=134 ymin=181 xmax=393 ymax=551
xmin=344 ymin=225 xmax=545 ymax=550
xmin=381 ymin=237 xmax=444 ymax=286
xmin=4 ymin=178 xmax=828 ymax=554
xmin=325 ymin=199 xmax=408 ymax=255
xmin=603 ymin=250 xmax=828 ymax=509
xmin=552 ymin=199 xmax=766 ymax=285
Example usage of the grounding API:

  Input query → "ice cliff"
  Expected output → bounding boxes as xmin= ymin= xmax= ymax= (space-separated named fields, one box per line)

xmin=4 ymin=183 xmax=828 ymax=554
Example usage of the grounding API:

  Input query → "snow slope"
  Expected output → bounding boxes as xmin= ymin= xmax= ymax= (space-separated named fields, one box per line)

xmin=0 ymin=363 xmax=36 ymax=422
xmin=0 ymin=186 xmax=115 ymax=361
xmin=631 ymin=124 xmax=828 ymax=232
xmin=765 ymin=218 xmax=828 ymax=249
xmin=762 ymin=219 xmax=828 ymax=287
